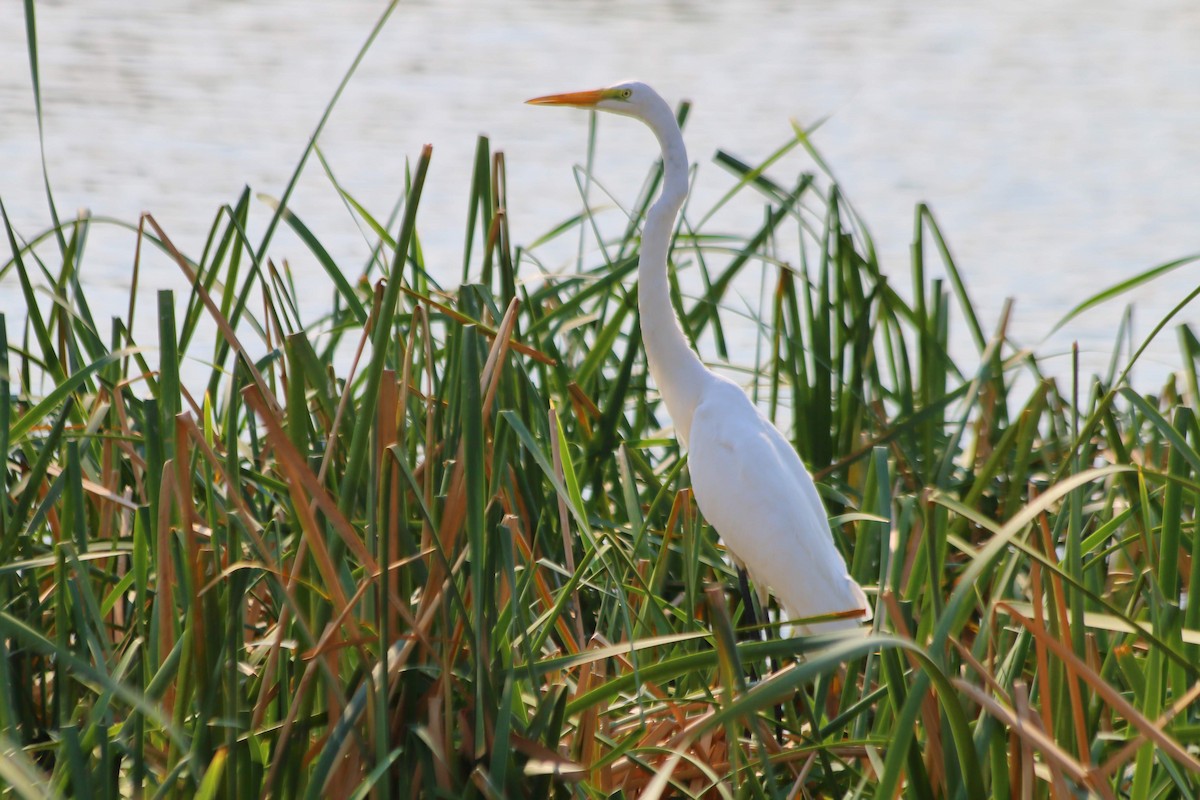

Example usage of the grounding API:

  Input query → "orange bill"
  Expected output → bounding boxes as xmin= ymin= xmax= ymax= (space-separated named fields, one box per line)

xmin=525 ymin=89 xmax=606 ymax=107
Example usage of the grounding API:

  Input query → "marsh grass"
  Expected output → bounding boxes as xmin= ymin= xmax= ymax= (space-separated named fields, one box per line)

xmin=3 ymin=2 xmax=1200 ymax=797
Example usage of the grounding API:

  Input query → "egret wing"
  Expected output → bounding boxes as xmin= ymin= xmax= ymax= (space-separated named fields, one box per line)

xmin=687 ymin=380 xmax=868 ymax=629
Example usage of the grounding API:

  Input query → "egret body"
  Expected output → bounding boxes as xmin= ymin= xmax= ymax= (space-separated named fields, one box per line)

xmin=528 ymin=82 xmax=870 ymax=633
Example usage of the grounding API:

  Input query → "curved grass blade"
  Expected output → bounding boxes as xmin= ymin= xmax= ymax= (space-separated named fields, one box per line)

xmin=1049 ymin=253 xmax=1200 ymax=336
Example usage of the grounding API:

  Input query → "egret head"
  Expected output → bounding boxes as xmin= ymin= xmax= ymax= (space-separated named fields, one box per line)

xmin=526 ymin=81 xmax=664 ymax=120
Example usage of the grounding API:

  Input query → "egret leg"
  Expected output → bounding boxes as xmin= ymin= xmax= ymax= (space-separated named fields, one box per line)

xmin=736 ymin=567 xmax=785 ymax=743
xmin=735 ymin=567 xmax=763 ymax=687
xmin=736 ymin=567 xmax=761 ymax=634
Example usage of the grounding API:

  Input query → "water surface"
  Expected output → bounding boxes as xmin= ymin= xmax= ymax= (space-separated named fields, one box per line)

xmin=2 ymin=0 xmax=1198 ymax=384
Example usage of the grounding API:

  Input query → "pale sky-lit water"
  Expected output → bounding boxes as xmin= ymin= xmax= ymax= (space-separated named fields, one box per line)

xmin=2 ymin=0 xmax=1199 ymax=388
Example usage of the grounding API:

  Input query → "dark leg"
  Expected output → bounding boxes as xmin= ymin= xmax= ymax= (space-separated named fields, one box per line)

xmin=736 ymin=567 xmax=762 ymax=686
xmin=736 ymin=568 xmax=785 ymax=742
xmin=737 ymin=566 xmax=760 ymax=633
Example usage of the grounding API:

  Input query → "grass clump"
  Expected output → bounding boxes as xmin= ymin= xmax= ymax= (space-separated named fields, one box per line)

xmin=3 ymin=3 xmax=1200 ymax=797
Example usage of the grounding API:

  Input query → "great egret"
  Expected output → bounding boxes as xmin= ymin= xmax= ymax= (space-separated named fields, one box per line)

xmin=528 ymin=81 xmax=870 ymax=633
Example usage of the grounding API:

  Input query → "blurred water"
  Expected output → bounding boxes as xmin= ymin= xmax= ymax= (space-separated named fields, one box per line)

xmin=2 ymin=0 xmax=1199 ymax=387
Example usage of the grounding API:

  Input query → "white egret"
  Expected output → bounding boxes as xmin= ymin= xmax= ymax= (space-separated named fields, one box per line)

xmin=528 ymin=82 xmax=870 ymax=633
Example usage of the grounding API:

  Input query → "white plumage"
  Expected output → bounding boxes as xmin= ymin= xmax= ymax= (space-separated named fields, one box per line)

xmin=530 ymin=81 xmax=871 ymax=633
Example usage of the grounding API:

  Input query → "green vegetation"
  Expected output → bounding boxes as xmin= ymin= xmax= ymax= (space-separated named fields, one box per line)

xmin=3 ymin=3 xmax=1199 ymax=797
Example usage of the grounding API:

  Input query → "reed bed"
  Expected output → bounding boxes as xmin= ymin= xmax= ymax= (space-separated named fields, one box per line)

xmin=2 ymin=3 xmax=1199 ymax=797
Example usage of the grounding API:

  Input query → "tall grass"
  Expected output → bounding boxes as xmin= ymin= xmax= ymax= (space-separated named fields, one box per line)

xmin=3 ymin=2 xmax=1200 ymax=797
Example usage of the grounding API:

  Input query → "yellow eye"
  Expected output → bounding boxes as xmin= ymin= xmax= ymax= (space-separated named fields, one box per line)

xmin=621 ymin=89 xmax=632 ymax=99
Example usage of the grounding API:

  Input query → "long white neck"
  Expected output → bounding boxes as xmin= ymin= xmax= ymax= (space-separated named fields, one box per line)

xmin=636 ymin=100 xmax=712 ymax=447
